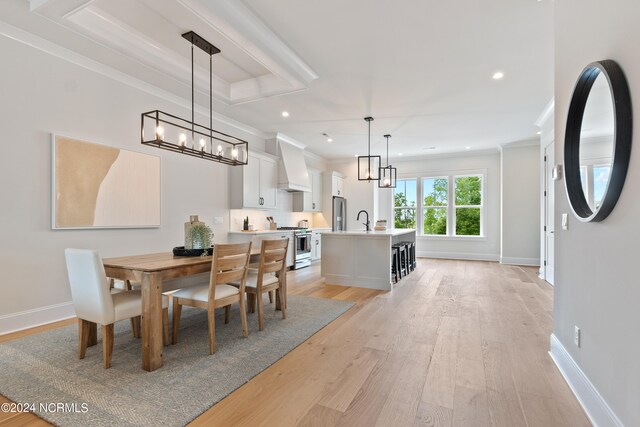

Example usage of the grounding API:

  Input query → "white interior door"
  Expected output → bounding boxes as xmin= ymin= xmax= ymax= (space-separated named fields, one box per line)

xmin=544 ymin=141 xmax=555 ymax=285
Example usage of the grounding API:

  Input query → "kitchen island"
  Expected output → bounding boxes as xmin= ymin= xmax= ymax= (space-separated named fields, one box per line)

xmin=320 ymin=229 xmax=416 ymax=291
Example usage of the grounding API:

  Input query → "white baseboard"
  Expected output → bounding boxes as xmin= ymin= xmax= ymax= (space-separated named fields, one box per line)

xmin=416 ymin=251 xmax=499 ymax=262
xmin=0 ymin=301 xmax=75 ymax=336
xmin=549 ymin=334 xmax=623 ymax=427
xmin=500 ymin=256 xmax=540 ymax=266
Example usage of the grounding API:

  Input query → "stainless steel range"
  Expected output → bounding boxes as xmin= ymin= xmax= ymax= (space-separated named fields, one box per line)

xmin=278 ymin=227 xmax=311 ymax=269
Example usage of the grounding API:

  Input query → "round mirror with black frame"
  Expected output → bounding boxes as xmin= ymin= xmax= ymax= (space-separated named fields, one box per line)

xmin=564 ymin=59 xmax=632 ymax=222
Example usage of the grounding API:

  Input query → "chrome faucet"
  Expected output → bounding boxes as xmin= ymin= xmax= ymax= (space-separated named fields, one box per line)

xmin=357 ymin=210 xmax=370 ymax=232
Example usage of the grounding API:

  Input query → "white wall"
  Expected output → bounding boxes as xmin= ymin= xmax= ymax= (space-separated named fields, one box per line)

xmin=330 ymin=160 xmax=377 ymax=231
xmin=0 ymin=36 xmax=263 ymax=333
xmin=375 ymin=152 xmax=502 ymax=261
xmin=500 ymin=143 xmax=541 ymax=266
xmin=554 ymin=1 xmax=640 ymax=425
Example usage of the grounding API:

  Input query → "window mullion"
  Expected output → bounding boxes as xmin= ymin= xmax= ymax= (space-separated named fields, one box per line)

xmin=449 ymin=176 xmax=454 ymax=236
xmin=417 ymin=178 xmax=423 ymax=235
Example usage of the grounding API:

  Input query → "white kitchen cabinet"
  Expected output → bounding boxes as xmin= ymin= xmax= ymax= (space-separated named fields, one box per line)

xmin=259 ymin=156 xmax=278 ymax=209
xmin=333 ymin=174 xmax=345 ymax=197
xmin=230 ymin=151 xmax=278 ymax=210
xmin=311 ymin=232 xmax=322 ymax=261
xmin=228 ymin=231 xmax=294 ymax=268
xmin=293 ymin=169 xmax=323 ymax=212
xmin=323 ymin=171 xmax=345 ymax=198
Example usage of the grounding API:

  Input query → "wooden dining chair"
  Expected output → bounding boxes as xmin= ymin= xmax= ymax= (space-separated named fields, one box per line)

xmin=171 ymin=242 xmax=252 ymax=355
xmin=64 ymin=249 xmax=170 ymax=369
xmin=230 ymin=238 xmax=289 ymax=331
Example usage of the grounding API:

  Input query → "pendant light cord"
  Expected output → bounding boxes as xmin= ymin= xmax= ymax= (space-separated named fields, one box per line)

xmin=368 ymin=119 xmax=371 ymax=177
xmin=191 ymin=42 xmax=194 ymax=149
xmin=386 ymin=135 xmax=389 ymax=166
xmin=210 ymin=54 xmax=213 ymax=154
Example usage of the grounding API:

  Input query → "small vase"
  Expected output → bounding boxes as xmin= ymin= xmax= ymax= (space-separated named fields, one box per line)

xmin=184 ymin=215 xmax=203 ymax=249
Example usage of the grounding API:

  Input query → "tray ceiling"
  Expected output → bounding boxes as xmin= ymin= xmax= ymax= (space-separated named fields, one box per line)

xmin=2 ymin=0 xmax=554 ymax=159
xmin=19 ymin=0 xmax=318 ymax=105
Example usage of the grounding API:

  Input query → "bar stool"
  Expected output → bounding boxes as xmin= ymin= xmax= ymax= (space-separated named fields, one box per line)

xmin=391 ymin=247 xmax=400 ymax=283
xmin=400 ymin=241 xmax=416 ymax=271
xmin=392 ymin=244 xmax=407 ymax=279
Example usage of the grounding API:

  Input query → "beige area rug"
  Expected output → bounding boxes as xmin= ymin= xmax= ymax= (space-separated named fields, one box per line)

xmin=0 ymin=295 xmax=353 ymax=427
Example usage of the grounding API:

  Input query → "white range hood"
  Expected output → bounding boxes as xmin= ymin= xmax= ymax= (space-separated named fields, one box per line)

xmin=267 ymin=133 xmax=311 ymax=192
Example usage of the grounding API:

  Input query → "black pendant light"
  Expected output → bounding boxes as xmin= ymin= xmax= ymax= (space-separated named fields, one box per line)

xmin=140 ymin=31 xmax=248 ymax=165
xmin=378 ymin=134 xmax=397 ymax=188
xmin=357 ymin=117 xmax=381 ymax=181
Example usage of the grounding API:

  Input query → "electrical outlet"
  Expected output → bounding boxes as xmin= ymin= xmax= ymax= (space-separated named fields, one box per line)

xmin=562 ymin=213 xmax=568 ymax=230
xmin=574 ymin=326 xmax=580 ymax=347
xmin=213 ymin=216 xmax=223 ymax=225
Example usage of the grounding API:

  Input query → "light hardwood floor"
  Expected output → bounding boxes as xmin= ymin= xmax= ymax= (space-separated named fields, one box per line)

xmin=0 ymin=259 xmax=590 ymax=426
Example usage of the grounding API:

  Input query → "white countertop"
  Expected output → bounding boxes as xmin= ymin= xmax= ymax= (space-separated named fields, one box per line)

xmin=228 ymin=228 xmax=331 ymax=235
xmin=321 ymin=229 xmax=416 ymax=237
xmin=228 ymin=230 xmax=293 ymax=235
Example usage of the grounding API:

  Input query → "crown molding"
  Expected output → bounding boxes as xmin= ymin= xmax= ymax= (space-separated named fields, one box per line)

xmin=271 ymin=132 xmax=307 ymax=150
xmin=178 ymin=0 xmax=318 ymax=86
xmin=29 ymin=0 xmax=319 ymax=105
xmin=0 ymin=20 xmax=266 ymax=138
xmin=303 ymin=149 xmax=325 ymax=163
xmin=65 ymin=4 xmax=232 ymax=102
xmin=535 ymin=98 xmax=555 ymax=128
xmin=500 ymin=138 xmax=540 ymax=149
xmin=29 ymin=0 xmax=51 ymax=12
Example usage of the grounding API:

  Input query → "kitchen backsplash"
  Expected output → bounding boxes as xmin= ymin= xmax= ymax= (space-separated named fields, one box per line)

xmin=229 ymin=191 xmax=329 ymax=231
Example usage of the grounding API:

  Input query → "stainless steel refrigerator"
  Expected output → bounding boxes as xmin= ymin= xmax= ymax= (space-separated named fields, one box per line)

xmin=332 ymin=196 xmax=347 ymax=231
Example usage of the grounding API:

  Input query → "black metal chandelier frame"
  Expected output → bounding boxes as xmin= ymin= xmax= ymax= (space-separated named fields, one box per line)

xmin=141 ymin=31 xmax=248 ymax=165
xmin=378 ymin=134 xmax=397 ymax=188
xmin=357 ymin=116 xmax=381 ymax=181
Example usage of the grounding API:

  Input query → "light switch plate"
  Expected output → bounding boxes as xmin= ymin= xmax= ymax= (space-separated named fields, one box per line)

xmin=552 ymin=164 xmax=563 ymax=180
xmin=562 ymin=213 xmax=568 ymax=230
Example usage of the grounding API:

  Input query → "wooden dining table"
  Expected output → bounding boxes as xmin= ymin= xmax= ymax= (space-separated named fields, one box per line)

xmin=102 ymin=249 xmax=276 ymax=372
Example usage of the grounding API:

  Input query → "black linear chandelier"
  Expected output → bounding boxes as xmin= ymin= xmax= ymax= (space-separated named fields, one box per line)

xmin=378 ymin=134 xmax=397 ymax=188
xmin=141 ymin=31 xmax=248 ymax=165
xmin=357 ymin=117 xmax=381 ymax=181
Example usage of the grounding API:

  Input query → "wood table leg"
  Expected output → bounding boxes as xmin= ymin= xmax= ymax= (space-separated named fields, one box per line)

xmin=141 ymin=272 xmax=163 ymax=372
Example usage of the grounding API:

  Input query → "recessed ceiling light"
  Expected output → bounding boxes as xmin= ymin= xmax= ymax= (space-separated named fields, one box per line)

xmin=536 ymin=131 xmax=541 ymax=135
xmin=281 ymin=111 xmax=289 ymax=117
xmin=327 ymin=138 xmax=333 ymax=142
xmin=398 ymin=153 xmax=403 ymax=156
xmin=492 ymin=71 xmax=504 ymax=80
xmin=423 ymin=147 xmax=436 ymax=150
xmin=465 ymin=146 xmax=471 ymax=150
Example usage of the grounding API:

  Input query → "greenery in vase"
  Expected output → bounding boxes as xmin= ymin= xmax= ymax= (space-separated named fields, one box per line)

xmin=186 ymin=224 xmax=213 ymax=250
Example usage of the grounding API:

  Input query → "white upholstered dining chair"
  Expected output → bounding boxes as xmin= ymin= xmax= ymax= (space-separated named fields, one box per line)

xmin=171 ymin=242 xmax=252 ymax=355
xmin=64 ymin=248 xmax=169 ymax=368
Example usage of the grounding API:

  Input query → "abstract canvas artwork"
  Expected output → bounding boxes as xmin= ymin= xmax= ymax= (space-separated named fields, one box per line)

xmin=52 ymin=135 xmax=161 ymax=229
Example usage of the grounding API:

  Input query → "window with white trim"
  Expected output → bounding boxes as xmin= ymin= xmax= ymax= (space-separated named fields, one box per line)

xmin=393 ymin=173 xmax=485 ymax=237
xmin=394 ymin=179 xmax=417 ymax=229
xmin=422 ymin=177 xmax=448 ymax=235
xmin=453 ymin=175 xmax=482 ymax=236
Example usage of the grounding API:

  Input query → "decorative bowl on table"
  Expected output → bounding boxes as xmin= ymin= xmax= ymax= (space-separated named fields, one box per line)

xmin=172 ymin=246 xmax=213 ymax=257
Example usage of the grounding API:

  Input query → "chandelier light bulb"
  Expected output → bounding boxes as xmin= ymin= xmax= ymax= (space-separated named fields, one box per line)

xmin=156 ymin=126 xmax=164 ymax=141
xmin=232 ymin=147 xmax=238 ymax=159
xmin=199 ymin=138 xmax=206 ymax=149
xmin=217 ymin=144 xmax=223 ymax=155
xmin=384 ymin=176 xmax=391 ymax=186
xmin=179 ymin=133 xmax=187 ymax=146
